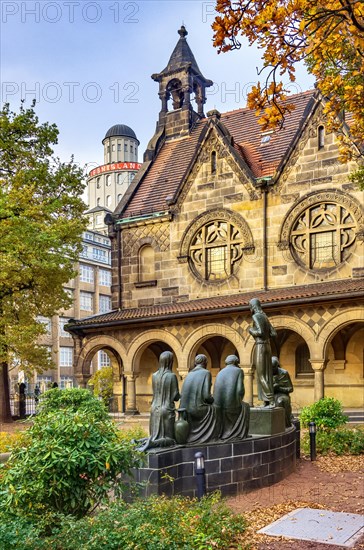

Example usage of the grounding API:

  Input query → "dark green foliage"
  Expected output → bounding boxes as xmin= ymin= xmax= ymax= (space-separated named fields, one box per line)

xmin=302 ymin=426 xmax=364 ymax=456
xmin=299 ymin=397 xmax=348 ymax=429
xmin=0 ymin=493 xmax=246 ymax=549
xmin=0 ymin=389 xmax=142 ymax=519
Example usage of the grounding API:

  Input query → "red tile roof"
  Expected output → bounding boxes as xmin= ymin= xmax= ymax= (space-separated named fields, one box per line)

xmin=120 ymin=90 xmax=316 ymax=219
xmin=67 ymin=278 xmax=363 ymax=331
xmin=221 ymin=90 xmax=316 ymax=177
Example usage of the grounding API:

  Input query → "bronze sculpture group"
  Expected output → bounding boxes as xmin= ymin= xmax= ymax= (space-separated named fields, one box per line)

xmin=139 ymin=299 xmax=293 ymax=451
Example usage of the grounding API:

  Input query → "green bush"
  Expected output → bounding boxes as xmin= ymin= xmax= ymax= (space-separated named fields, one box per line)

xmin=299 ymin=397 xmax=348 ymax=429
xmin=0 ymin=389 xmax=142 ymax=519
xmin=301 ymin=426 xmax=364 ymax=455
xmin=0 ymin=493 xmax=246 ymax=549
xmin=36 ymin=387 xmax=107 ymax=418
xmin=88 ymin=367 xmax=113 ymax=406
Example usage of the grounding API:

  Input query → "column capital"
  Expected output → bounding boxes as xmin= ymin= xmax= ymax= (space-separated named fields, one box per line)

xmin=309 ymin=359 xmax=328 ymax=371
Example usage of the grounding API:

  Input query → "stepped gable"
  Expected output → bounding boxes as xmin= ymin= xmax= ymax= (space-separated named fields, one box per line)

xmin=67 ymin=278 xmax=364 ymax=329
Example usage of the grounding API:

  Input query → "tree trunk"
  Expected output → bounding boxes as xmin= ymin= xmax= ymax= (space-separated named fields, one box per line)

xmin=0 ymin=361 xmax=13 ymax=423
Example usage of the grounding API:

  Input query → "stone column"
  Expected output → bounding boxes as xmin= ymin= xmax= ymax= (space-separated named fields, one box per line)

xmin=242 ymin=366 xmax=254 ymax=406
xmin=125 ymin=373 xmax=139 ymax=415
xmin=310 ymin=360 xmax=327 ymax=402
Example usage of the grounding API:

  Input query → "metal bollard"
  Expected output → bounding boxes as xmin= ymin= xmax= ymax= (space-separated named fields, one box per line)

xmin=194 ymin=452 xmax=206 ymax=499
xmin=309 ymin=422 xmax=317 ymax=461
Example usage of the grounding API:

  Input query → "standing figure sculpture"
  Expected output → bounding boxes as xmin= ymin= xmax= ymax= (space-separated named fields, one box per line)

xmin=248 ymin=298 xmax=277 ymax=407
xmin=214 ymin=355 xmax=250 ymax=440
xmin=139 ymin=351 xmax=180 ymax=451
xmin=180 ymin=354 xmax=219 ymax=444
xmin=272 ymin=356 xmax=293 ymax=427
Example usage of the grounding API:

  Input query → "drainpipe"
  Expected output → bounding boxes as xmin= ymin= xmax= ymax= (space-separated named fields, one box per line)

xmin=117 ymin=226 xmax=122 ymax=309
xmin=263 ymin=185 xmax=268 ymax=291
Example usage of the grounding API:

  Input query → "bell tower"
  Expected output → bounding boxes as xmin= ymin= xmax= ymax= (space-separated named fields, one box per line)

xmin=151 ymin=26 xmax=213 ymax=138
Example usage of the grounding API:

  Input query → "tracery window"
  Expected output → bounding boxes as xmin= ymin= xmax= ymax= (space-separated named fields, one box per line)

xmin=189 ymin=220 xmax=244 ymax=281
xmin=290 ymin=202 xmax=356 ymax=270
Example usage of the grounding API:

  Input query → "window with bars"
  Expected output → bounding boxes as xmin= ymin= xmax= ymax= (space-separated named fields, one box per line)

xmin=295 ymin=343 xmax=314 ymax=377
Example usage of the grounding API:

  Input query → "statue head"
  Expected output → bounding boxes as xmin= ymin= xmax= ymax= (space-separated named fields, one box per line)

xmin=249 ymin=298 xmax=263 ymax=313
xmin=272 ymin=356 xmax=280 ymax=374
xmin=195 ymin=354 xmax=208 ymax=369
xmin=159 ymin=351 xmax=174 ymax=371
xmin=225 ymin=355 xmax=239 ymax=368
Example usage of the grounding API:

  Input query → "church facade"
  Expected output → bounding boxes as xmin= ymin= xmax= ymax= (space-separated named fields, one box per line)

xmin=68 ymin=27 xmax=364 ymax=414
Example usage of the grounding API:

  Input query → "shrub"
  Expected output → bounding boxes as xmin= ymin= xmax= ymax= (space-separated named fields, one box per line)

xmin=88 ymin=367 xmax=113 ymax=406
xmin=0 ymin=492 xmax=246 ymax=549
xmin=302 ymin=426 xmax=364 ymax=456
xmin=0 ymin=431 xmax=25 ymax=453
xmin=299 ymin=397 xmax=348 ymax=429
xmin=0 ymin=389 xmax=142 ymax=519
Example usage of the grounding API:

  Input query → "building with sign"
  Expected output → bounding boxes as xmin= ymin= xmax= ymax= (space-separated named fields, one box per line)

xmin=11 ymin=124 xmax=141 ymax=399
xmin=68 ymin=27 xmax=364 ymax=413
xmin=87 ymin=124 xmax=142 ymax=233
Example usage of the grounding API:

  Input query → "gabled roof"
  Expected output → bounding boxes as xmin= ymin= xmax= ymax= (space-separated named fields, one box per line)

xmin=67 ymin=278 xmax=364 ymax=331
xmin=119 ymin=90 xmax=317 ymax=220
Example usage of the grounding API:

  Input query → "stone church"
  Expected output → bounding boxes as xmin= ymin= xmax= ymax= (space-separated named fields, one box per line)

xmin=68 ymin=26 xmax=364 ymax=414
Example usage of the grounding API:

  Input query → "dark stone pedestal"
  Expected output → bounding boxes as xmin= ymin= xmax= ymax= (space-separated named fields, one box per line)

xmin=132 ymin=427 xmax=296 ymax=498
xmin=249 ymin=407 xmax=285 ymax=435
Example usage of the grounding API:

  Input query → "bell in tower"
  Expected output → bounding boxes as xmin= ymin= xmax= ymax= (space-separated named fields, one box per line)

xmin=151 ymin=26 xmax=213 ymax=138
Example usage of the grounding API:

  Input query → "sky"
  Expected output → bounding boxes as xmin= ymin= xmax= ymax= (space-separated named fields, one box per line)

xmin=1 ymin=0 xmax=314 ymax=179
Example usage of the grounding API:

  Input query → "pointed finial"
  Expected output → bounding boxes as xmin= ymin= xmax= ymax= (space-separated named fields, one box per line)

xmin=178 ymin=25 xmax=188 ymax=38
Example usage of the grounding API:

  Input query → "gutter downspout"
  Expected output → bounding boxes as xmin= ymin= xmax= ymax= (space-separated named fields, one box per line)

xmin=117 ymin=226 xmax=122 ymax=309
xmin=263 ymin=185 xmax=268 ymax=291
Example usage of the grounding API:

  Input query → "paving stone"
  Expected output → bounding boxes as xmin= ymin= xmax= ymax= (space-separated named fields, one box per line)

xmin=258 ymin=507 xmax=364 ymax=547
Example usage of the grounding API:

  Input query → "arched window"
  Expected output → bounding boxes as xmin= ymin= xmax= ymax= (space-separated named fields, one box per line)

xmin=106 ymin=195 xmax=111 ymax=207
xmin=290 ymin=202 xmax=356 ymax=270
xmin=96 ymin=197 xmax=100 ymax=206
xmin=211 ymin=151 xmax=217 ymax=174
xmin=117 ymin=194 xmax=122 ymax=203
xmin=295 ymin=343 xmax=313 ymax=377
xmin=190 ymin=220 xmax=245 ymax=281
xmin=139 ymin=245 xmax=156 ymax=282
xmin=106 ymin=175 xmax=111 ymax=186
xmin=318 ymin=126 xmax=325 ymax=149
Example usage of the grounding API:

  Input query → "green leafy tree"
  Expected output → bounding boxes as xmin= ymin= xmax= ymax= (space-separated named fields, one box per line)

xmin=212 ymin=0 xmax=364 ymax=182
xmin=0 ymin=102 xmax=87 ymax=422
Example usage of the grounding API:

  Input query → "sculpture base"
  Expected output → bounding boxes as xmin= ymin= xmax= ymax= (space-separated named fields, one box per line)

xmin=131 ymin=426 xmax=296 ymax=498
xmin=249 ymin=407 xmax=285 ymax=436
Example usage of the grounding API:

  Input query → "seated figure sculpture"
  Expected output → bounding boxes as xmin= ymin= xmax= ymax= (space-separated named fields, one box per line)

xmin=214 ymin=355 xmax=250 ymax=440
xmin=272 ymin=356 xmax=293 ymax=427
xmin=139 ymin=351 xmax=180 ymax=451
xmin=179 ymin=354 xmax=219 ymax=444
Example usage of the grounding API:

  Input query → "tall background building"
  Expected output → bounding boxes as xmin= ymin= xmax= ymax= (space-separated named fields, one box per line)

xmin=10 ymin=124 xmax=140 ymax=396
